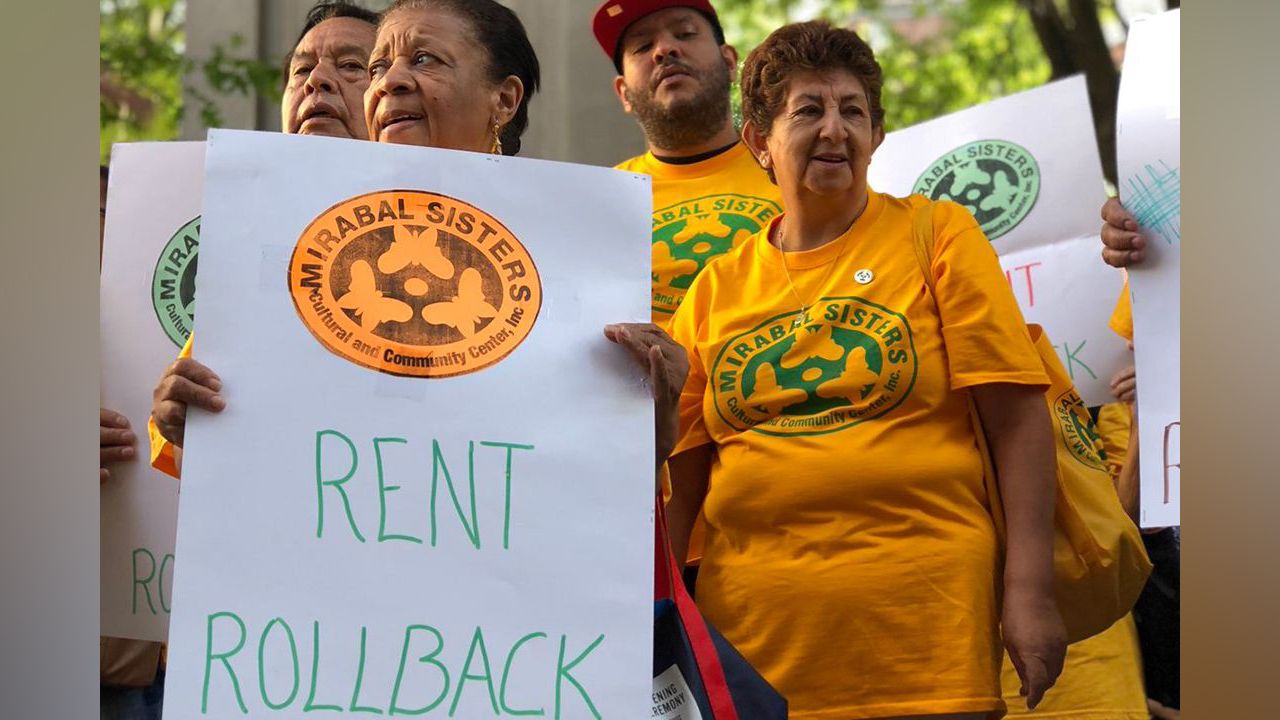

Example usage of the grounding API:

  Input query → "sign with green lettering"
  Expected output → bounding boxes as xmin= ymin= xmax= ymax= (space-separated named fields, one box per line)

xmin=100 ymin=142 xmax=207 ymax=642
xmin=161 ymin=131 xmax=655 ymax=718
xmin=868 ymin=77 xmax=1130 ymax=407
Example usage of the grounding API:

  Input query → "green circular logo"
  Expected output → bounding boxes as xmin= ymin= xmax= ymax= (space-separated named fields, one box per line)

xmin=710 ymin=297 xmax=917 ymax=437
xmin=650 ymin=194 xmax=781 ymax=317
xmin=151 ymin=216 xmax=200 ymax=347
xmin=912 ymin=139 xmax=1040 ymax=241
xmin=1053 ymin=389 xmax=1108 ymax=471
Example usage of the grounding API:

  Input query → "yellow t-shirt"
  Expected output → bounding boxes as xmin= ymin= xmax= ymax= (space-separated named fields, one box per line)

xmin=1109 ymin=275 xmax=1133 ymax=341
xmin=1001 ymin=613 xmax=1148 ymax=719
xmin=1096 ymin=401 xmax=1132 ymax=482
xmin=669 ymin=190 xmax=1048 ymax=719
xmin=147 ymin=333 xmax=193 ymax=479
xmin=618 ymin=143 xmax=781 ymax=565
xmin=615 ymin=143 xmax=782 ymax=325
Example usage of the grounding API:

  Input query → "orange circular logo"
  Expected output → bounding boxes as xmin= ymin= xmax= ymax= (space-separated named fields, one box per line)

xmin=287 ymin=190 xmax=541 ymax=377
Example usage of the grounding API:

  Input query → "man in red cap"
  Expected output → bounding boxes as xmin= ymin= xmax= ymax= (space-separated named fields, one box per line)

xmin=592 ymin=0 xmax=781 ymax=586
xmin=592 ymin=0 xmax=781 ymax=326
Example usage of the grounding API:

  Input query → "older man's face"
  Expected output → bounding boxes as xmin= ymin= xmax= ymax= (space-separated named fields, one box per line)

xmin=281 ymin=17 xmax=377 ymax=139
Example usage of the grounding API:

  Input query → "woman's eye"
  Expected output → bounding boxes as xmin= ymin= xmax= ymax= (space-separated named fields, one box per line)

xmin=413 ymin=52 xmax=437 ymax=67
xmin=369 ymin=62 xmax=386 ymax=78
xmin=292 ymin=65 xmax=313 ymax=77
xmin=341 ymin=61 xmax=365 ymax=72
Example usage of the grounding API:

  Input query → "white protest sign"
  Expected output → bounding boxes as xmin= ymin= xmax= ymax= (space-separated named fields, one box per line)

xmin=100 ymin=141 xmax=204 ymax=641
xmin=1117 ymin=9 xmax=1180 ymax=528
xmin=869 ymin=76 xmax=1127 ymax=406
xmin=162 ymin=130 xmax=654 ymax=718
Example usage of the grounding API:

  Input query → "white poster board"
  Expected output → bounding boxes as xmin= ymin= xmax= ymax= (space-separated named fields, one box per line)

xmin=869 ymin=76 xmax=1128 ymax=406
xmin=100 ymin=141 xmax=204 ymax=641
xmin=161 ymin=130 xmax=654 ymax=718
xmin=1117 ymin=9 xmax=1180 ymax=528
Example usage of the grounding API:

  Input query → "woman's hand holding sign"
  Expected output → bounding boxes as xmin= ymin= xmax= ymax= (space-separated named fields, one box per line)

xmin=604 ymin=323 xmax=689 ymax=476
xmin=151 ymin=357 xmax=226 ymax=449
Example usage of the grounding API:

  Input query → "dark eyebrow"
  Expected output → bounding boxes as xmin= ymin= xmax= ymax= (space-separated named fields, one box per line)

xmin=794 ymin=92 xmax=866 ymax=104
xmin=330 ymin=43 xmax=371 ymax=60
xmin=372 ymin=28 xmax=449 ymax=60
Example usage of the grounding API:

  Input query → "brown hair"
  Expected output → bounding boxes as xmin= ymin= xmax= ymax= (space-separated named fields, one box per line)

xmin=740 ymin=20 xmax=884 ymax=136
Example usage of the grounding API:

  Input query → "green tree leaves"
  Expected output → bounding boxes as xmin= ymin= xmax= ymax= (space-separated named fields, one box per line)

xmin=100 ymin=0 xmax=281 ymax=163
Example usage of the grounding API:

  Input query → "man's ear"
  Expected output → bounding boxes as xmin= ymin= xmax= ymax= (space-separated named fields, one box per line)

xmin=721 ymin=43 xmax=739 ymax=82
xmin=613 ymin=75 xmax=634 ymax=114
xmin=741 ymin=119 xmax=769 ymax=168
xmin=492 ymin=75 xmax=525 ymax=127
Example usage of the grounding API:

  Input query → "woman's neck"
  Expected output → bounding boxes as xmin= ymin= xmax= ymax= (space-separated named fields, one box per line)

xmin=777 ymin=186 xmax=869 ymax=252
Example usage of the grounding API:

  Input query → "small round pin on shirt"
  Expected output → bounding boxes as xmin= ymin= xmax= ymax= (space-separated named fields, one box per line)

xmin=854 ymin=269 xmax=874 ymax=284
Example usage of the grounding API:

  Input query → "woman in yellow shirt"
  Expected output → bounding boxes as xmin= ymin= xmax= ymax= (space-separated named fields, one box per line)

xmin=665 ymin=21 xmax=1065 ymax=719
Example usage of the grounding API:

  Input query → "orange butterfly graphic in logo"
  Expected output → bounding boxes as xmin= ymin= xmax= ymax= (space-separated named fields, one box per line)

xmin=335 ymin=259 xmax=414 ymax=329
xmin=421 ymin=267 xmax=498 ymax=338
xmin=378 ymin=224 xmax=455 ymax=278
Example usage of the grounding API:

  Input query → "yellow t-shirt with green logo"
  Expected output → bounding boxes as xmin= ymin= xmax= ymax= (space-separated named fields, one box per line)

xmin=669 ymin=190 xmax=1047 ymax=719
xmin=615 ymin=143 xmax=782 ymax=325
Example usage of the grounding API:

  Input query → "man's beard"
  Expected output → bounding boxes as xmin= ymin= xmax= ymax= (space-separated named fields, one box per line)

xmin=624 ymin=60 xmax=732 ymax=152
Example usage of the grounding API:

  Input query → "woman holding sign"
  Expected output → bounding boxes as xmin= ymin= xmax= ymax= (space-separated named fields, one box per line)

xmin=664 ymin=21 xmax=1065 ymax=719
xmin=150 ymin=0 xmax=687 ymax=471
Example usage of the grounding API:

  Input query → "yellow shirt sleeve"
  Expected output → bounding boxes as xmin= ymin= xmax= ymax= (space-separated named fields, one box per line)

xmin=929 ymin=201 xmax=1048 ymax=390
xmin=147 ymin=333 xmax=193 ymax=479
xmin=1109 ymin=275 xmax=1134 ymax=342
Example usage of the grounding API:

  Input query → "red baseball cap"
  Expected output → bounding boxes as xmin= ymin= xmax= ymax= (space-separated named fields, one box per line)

xmin=591 ymin=0 xmax=720 ymax=63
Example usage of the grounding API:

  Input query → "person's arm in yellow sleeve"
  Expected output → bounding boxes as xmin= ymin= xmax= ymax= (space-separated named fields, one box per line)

xmin=148 ymin=333 xmax=224 ymax=479
xmin=929 ymin=207 xmax=1065 ymax=709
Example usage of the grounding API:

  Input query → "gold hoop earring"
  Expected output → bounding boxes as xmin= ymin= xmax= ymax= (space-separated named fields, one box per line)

xmin=490 ymin=120 xmax=504 ymax=155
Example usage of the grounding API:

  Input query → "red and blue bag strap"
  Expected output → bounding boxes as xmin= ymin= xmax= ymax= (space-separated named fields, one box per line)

xmin=655 ymin=498 xmax=739 ymax=719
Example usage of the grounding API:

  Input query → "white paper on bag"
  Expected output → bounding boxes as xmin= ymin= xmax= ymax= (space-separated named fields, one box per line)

xmin=1117 ymin=9 xmax=1180 ymax=528
xmin=869 ymin=76 xmax=1127 ymax=406
xmin=160 ymin=130 xmax=655 ymax=718
xmin=100 ymin=141 xmax=205 ymax=641
xmin=652 ymin=664 xmax=704 ymax=720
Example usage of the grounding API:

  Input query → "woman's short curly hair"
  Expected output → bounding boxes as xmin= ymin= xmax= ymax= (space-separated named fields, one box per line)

xmin=740 ymin=20 xmax=884 ymax=136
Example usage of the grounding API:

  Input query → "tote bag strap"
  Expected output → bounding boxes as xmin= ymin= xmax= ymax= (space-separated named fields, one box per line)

xmin=910 ymin=200 xmax=1007 ymax=541
xmin=655 ymin=498 xmax=740 ymax=719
